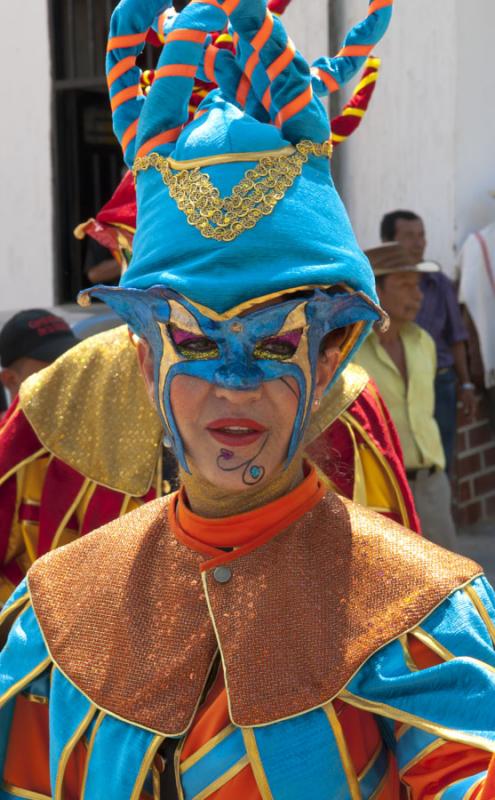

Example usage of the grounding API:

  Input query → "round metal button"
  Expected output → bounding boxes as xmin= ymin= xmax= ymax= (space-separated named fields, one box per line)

xmin=213 ymin=566 xmax=232 ymax=584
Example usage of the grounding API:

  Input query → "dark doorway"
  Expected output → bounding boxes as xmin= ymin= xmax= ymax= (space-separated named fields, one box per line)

xmin=50 ymin=0 xmax=123 ymax=302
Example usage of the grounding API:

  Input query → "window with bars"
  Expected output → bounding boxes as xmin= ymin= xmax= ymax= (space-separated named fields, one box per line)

xmin=50 ymin=0 xmax=158 ymax=302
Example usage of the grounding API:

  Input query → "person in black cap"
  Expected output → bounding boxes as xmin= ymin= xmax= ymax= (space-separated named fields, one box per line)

xmin=0 ymin=309 xmax=79 ymax=406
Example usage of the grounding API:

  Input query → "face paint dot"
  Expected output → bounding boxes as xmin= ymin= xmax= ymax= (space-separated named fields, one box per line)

xmin=250 ymin=466 xmax=262 ymax=479
xmin=220 ymin=449 xmax=234 ymax=460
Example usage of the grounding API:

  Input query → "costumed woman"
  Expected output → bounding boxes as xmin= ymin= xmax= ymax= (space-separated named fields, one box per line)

xmin=2 ymin=1 xmax=495 ymax=798
xmin=0 ymin=6 xmax=416 ymax=604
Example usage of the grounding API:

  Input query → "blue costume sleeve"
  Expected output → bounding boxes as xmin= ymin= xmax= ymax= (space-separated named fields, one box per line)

xmin=343 ymin=576 xmax=495 ymax=797
xmin=0 ymin=584 xmax=165 ymax=799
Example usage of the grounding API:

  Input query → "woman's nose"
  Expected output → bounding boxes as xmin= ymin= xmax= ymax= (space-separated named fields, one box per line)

xmin=213 ymin=363 xmax=264 ymax=393
xmin=213 ymin=384 xmax=263 ymax=404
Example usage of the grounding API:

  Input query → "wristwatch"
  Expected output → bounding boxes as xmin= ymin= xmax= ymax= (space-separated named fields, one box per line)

xmin=461 ymin=382 xmax=476 ymax=391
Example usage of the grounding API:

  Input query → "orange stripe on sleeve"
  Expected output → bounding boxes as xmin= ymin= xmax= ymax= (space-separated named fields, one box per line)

xmin=236 ymin=12 xmax=274 ymax=106
xmin=252 ymin=11 xmax=274 ymax=51
xmin=154 ymin=64 xmax=198 ymax=80
xmin=203 ymin=45 xmax=218 ymax=83
xmin=107 ymin=55 xmax=136 ymax=90
xmin=190 ymin=0 xmax=224 ymax=8
xmin=275 ymin=84 xmax=313 ymax=127
xmin=267 ymin=38 xmax=296 ymax=81
xmin=338 ymin=45 xmax=374 ymax=58
xmin=110 ymin=84 xmax=141 ymax=112
xmin=222 ymin=0 xmax=242 ymax=14
xmin=107 ymin=32 xmax=147 ymax=51
xmin=368 ymin=0 xmax=393 ymax=14
xmin=236 ymin=74 xmax=252 ymax=108
xmin=261 ymin=85 xmax=272 ymax=113
xmin=314 ymin=67 xmax=340 ymax=93
xmin=165 ymin=28 xmax=208 ymax=45
xmin=136 ymin=126 xmax=183 ymax=159
xmin=122 ymin=119 xmax=139 ymax=153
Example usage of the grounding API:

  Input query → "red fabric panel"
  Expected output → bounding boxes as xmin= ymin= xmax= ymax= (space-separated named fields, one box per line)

xmin=334 ymin=698 xmax=383 ymax=776
xmin=37 ymin=459 xmax=86 ymax=556
xmin=0 ymin=404 xmax=43 ymax=565
xmin=0 ymin=401 xmax=42 ymax=481
xmin=309 ymin=418 xmax=356 ymax=500
xmin=308 ymin=380 xmax=420 ymax=533
xmin=352 ymin=381 xmax=420 ymax=532
xmin=268 ymin=0 xmax=293 ymax=13
xmin=332 ymin=62 xmax=378 ymax=144
xmin=3 ymin=697 xmax=51 ymax=794
xmin=350 ymin=380 xmax=420 ymax=533
xmin=142 ymin=487 xmax=157 ymax=503
xmin=96 ymin=170 xmax=136 ymax=229
xmin=81 ymin=485 xmax=129 ymax=536
xmin=0 ymin=477 xmax=18 ymax=568
xmin=18 ymin=503 xmax=40 ymax=524
xmin=1 ymin=560 xmax=25 ymax=588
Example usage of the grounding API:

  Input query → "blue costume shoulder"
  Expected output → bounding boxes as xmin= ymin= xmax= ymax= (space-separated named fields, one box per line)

xmin=344 ymin=575 xmax=495 ymax=755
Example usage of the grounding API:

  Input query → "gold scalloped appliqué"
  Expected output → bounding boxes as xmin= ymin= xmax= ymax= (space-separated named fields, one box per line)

xmin=133 ymin=140 xmax=332 ymax=242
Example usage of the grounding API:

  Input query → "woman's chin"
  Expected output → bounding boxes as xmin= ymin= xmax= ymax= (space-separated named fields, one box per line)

xmin=185 ymin=457 xmax=275 ymax=494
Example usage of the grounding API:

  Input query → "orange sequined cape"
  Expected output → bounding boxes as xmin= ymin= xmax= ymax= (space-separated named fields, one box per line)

xmin=2 ymin=488 xmax=495 ymax=799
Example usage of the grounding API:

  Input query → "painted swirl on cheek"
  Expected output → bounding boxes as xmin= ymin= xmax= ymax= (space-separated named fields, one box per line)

xmin=216 ymin=435 xmax=269 ymax=486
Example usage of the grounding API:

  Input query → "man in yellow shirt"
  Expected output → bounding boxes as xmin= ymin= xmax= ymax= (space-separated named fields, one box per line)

xmin=355 ymin=243 xmax=457 ymax=548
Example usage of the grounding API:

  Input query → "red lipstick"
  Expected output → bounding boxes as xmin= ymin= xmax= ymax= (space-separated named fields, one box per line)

xmin=206 ymin=418 xmax=267 ymax=447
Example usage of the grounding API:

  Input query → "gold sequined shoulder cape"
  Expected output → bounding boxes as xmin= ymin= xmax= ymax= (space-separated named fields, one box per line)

xmin=19 ymin=326 xmax=163 ymax=496
xmin=26 ymin=491 xmax=481 ymax=734
xmin=18 ymin=325 xmax=366 ymax=496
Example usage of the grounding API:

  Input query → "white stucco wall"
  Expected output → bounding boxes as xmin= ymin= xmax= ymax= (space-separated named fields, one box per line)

xmin=336 ymin=0 xmax=457 ymax=271
xmin=282 ymin=0 xmax=329 ymax=66
xmin=335 ymin=0 xmax=494 ymax=279
xmin=0 ymin=3 xmax=54 ymax=312
xmin=454 ymin=2 xmax=495 ymax=271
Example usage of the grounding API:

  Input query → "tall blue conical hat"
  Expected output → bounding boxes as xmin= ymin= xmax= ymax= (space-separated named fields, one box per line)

xmin=81 ymin=0 xmax=393 ymax=313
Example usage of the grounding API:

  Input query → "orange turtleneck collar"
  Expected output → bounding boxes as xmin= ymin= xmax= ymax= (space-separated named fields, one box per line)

xmin=169 ymin=463 xmax=326 ymax=571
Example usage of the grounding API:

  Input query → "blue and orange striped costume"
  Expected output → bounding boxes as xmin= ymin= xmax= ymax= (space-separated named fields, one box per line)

xmin=2 ymin=477 xmax=495 ymax=799
xmin=3 ymin=0 xmax=495 ymax=798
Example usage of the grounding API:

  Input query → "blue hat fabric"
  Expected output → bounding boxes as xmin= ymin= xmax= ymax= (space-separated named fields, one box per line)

xmin=85 ymin=0 xmax=394 ymax=314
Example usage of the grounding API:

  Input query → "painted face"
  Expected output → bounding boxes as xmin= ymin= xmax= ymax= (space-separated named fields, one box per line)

xmin=169 ymin=372 xmax=300 ymax=491
xmin=86 ymin=285 xmax=381 ymax=475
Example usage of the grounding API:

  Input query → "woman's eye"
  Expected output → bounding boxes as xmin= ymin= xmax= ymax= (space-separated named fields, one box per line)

xmin=254 ymin=330 xmax=302 ymax=360
xmin=169 ymin=326 xmax=219 ymax=358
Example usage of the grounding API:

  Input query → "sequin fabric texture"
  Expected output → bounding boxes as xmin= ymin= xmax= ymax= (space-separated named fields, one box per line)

xmin=28 ymin=492 xmax=480 ymax=733
xmin=20 ymin=326 xmax=163 ymax=495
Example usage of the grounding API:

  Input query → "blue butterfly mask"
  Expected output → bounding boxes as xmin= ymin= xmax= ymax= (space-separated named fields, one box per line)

xmin=81 ymin=284 xmax=382 ymax=472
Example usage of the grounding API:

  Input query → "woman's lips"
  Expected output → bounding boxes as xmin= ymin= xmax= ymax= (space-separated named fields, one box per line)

xmin=206 ymin=418 xmax=267 ymax=447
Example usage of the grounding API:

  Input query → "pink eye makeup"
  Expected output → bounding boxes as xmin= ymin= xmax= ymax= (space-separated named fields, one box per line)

xmin=253 ymin=329 xmax=303 ymax=360
xmin=168 ymin=326 xmax=219 ymax=358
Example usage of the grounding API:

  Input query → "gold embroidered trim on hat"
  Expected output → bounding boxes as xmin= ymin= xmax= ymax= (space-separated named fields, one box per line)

xmin=133 ymin=140 xmax=333 ymax=242
xmin=166 ymin=146 xmax=297 ymax=170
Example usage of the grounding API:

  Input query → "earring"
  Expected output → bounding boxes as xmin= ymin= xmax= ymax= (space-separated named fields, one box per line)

xmin=162 ymin=432 xmax=173 ymax=448
xmin=313 ymin=397 xmax=320 ymax=409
